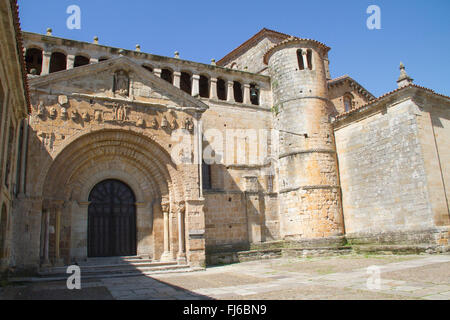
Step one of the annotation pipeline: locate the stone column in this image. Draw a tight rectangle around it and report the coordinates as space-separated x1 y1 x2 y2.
67 55 75 70
177 202 187 264
302 50 309 70
227 80 235 103
41 51 51 75
173 71 181 88
160 202 173 262
19 119 29 195
42 210 51 266
90 57 99 64
194 113 203 198
154 68 162 78
243 83 251 104
192 75 200 97
54 207 64 266
210 78 218 100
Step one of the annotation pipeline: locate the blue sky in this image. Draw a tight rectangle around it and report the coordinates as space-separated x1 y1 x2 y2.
18 0 450 97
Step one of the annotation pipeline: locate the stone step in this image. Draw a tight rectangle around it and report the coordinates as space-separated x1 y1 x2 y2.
39 260 180 276
37 262 191 280
11 265 202 283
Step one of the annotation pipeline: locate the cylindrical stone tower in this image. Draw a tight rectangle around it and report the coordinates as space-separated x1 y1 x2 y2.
264 38 344 240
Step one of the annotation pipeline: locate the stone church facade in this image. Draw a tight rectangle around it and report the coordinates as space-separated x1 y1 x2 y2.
1 1 449 273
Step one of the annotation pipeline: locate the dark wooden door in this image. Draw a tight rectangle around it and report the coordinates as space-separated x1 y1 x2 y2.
88 179 137 257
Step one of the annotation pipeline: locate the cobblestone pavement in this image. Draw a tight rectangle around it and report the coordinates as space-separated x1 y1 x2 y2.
1 254 449 300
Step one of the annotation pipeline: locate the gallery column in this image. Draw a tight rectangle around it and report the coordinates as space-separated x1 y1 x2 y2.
177 202 187 264
160 202 173 262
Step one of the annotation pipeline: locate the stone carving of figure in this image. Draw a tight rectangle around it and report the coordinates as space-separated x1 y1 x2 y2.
184 118 194 133
71 110 79 121
82 111 90 122
114 70 130 97
37 101 45 118
49 107 57 119
113 104 129 122
60 107 68 120
94 110 102 122
136 117 145 128
161 116 169 129
151 118 158 129
171 119 177 130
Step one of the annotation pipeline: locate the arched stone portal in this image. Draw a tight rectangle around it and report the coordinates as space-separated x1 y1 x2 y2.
39 129 195 265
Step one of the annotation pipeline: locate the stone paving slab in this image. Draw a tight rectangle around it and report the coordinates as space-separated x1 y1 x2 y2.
1 254 449 300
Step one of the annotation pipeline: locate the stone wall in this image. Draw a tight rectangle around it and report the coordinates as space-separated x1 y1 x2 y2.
0 0 29 272
222 36 282 75
334 98 444 243
429 104 450 222
201 99 279 252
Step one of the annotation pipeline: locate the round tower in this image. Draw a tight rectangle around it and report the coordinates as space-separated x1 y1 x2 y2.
264 37 344 240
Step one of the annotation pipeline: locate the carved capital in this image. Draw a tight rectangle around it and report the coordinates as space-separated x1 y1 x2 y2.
161 202 170 214
178 201 186 214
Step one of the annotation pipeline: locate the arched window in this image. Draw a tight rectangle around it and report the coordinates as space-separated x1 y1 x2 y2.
180 72 192 95
199 75 210 98
250 84 260 106
343 94 354 112
0 204 7 259
217 78 226 101
161 68 173 84
49 52 67 73
25 48 43 75
233 81 243 103
74 55 90 68
306 49 313 70
142 64 153 73
297 49 305 70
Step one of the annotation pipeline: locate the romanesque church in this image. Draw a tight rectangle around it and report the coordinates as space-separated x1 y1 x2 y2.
0 0 449 275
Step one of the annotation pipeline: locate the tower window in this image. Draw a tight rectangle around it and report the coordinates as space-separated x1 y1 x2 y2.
297 49 305 70
306 49 313 70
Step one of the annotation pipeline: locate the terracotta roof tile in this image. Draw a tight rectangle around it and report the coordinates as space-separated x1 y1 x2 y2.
10 0 31 113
